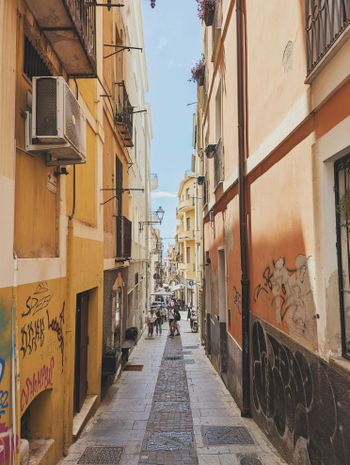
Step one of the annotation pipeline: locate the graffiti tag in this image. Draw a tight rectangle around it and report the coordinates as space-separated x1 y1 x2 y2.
20 318 45 358
0 423 18 465
232 286 242 315
20 357 54 412
22 282 52 318
0 360 4 384
47 302 65 368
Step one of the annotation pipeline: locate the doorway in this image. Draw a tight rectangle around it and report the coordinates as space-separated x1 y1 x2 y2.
74 291 89 414
218 249 228 377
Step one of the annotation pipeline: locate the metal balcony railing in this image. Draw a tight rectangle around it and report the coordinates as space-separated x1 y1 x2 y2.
306 0 350 74
26 0 96 76
116 216 132 260
214 139 224 188
115 81 134 147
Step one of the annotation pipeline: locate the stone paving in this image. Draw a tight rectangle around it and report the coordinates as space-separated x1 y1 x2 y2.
59 315 286 465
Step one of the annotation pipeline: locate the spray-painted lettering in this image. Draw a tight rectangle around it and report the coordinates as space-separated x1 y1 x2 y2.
22 282 52 318
0 359 4 384
20 357 54 412
20 318 45 358
0 423 18 465
47 302 64 368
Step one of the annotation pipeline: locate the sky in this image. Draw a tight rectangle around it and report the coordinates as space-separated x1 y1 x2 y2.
141 0 202 253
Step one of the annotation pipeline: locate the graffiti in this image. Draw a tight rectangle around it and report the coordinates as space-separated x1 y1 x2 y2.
253 255 316 340
0 423 17 465
252 320 350 465
47 302 64 368
232 286 242 314
20 318 45 358
0 360 8 418
22 281 52 318
20 357 54 412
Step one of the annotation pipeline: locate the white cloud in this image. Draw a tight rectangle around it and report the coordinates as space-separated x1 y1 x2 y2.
157 36 168 51
151 191 177 199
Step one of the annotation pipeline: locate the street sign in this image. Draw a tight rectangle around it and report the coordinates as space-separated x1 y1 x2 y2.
188 280 194 287
153 273 160 280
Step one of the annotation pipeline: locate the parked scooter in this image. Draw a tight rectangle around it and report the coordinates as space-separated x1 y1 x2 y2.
190 309 198 333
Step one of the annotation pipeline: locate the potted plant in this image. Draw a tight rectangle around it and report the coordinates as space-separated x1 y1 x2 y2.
190 56 205 86
102 343 120 375
196 0 217 26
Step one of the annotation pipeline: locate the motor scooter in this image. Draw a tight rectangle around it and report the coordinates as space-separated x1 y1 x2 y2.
190 310 198 333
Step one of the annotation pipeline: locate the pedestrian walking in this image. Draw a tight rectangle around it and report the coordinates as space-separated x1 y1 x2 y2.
146 308 157 337
168 300 175 337
174 307 181 335
187 304 191 320
155 306 162 335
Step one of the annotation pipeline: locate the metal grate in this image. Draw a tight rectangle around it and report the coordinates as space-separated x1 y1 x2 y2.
77 447 123 464
306 0 350 74
240 457 263 465
123 364 143 371
202 426 254 446
24 37 52 80
335 154 350 359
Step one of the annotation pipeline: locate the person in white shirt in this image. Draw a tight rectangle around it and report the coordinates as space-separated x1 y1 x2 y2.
146 309 157 337
168 300 175 337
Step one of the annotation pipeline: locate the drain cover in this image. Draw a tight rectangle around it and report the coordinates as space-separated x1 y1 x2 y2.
240 457 263 465
146 432 193 451
78 447 123 464
123 364 143 371
164 355 182 361
202 426 254 445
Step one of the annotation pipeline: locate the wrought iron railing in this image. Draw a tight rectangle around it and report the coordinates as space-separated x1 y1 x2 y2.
115 81 134 145
335 155 350 359
66 0 96 63
214 139 224 188
305 0 350 74
116 216 132 260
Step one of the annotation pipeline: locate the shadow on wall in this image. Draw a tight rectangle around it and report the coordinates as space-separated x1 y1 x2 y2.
252 319 350 465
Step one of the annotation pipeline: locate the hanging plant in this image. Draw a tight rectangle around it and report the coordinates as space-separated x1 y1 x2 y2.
195 0 216 26
190 56 205 85
150 0 156 7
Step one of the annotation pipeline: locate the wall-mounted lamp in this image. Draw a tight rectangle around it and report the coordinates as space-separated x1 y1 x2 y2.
205 144 217 159
139 206 165 231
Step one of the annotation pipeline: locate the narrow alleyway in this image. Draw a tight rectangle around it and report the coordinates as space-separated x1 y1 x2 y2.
59 316 285 465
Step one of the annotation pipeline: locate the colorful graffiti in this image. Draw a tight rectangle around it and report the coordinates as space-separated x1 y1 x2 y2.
0 423 17 465
0 359 8 419
22 281 52 318
47 302 65 369
252 320 350 465
253 255 317 344
20 356 54 412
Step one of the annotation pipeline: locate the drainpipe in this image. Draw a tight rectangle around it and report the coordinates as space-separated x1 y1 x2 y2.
236 0 250 417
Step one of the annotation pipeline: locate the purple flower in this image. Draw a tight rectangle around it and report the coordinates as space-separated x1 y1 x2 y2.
190 56 205 83
195 0 217 20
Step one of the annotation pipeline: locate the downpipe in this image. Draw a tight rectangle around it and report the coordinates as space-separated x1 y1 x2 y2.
236 0 251 417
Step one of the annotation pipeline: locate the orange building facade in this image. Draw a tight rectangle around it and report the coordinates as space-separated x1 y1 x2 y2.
199 1 350 463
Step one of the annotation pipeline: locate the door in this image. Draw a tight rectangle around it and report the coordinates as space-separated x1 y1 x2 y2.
74 291 89 414
218 249 228 375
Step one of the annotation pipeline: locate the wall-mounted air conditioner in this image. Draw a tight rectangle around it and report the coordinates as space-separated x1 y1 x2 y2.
25 76 86 165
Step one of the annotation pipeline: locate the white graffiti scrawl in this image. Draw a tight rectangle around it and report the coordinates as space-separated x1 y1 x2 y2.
254 255 317 345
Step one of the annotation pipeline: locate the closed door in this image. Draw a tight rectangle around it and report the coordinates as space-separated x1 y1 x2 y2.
74 292 89 414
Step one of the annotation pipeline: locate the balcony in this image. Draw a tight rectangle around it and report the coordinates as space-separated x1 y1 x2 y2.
178 197 194 212
178 230 195 242
306 0 350 76
116 216 132 261
115 82 134 148
25 0 96 77
214 139 224 188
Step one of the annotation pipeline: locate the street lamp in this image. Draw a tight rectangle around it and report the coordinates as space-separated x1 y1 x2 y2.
139 206 165 231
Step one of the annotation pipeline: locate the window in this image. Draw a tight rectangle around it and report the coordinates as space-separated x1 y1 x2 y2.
186 188 190 199
24 37 51 80
215 83 222 142
186 217 191 231
116 158 123 216
335 154 350 359
186 247 191 263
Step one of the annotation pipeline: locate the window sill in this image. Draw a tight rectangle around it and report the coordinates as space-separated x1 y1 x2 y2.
329 356 350 377
28 439 55 465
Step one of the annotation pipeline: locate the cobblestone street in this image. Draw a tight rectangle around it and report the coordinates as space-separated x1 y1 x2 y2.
60 316 286 465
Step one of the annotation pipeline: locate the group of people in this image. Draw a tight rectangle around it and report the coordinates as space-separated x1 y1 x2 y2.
146 298 181 337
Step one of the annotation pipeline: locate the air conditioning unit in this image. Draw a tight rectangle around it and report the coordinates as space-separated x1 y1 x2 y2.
25 76 86 165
